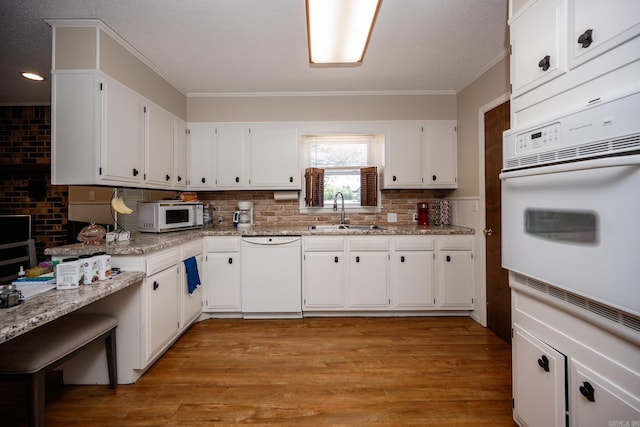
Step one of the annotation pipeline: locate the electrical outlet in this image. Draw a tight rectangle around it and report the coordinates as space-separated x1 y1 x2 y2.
413 213 418 221
88 190 95 201
217 216 223 223
387 213 398 223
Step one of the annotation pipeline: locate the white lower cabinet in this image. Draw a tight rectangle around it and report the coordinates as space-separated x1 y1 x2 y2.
390 237 436 309
511 287 640 427
303 237 346 309
145 263 180 362
180 240 204 328
203 237 242 313
436 237 474 309
348 238 389 309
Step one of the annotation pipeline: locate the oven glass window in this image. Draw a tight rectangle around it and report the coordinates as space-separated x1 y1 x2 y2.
524 209 598 244
165 209 190 224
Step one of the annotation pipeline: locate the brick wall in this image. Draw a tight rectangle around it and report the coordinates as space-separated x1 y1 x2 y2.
199 189 450 228
0 106 68 261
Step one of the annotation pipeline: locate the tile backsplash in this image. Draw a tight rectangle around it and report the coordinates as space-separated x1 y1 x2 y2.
198 189 451 227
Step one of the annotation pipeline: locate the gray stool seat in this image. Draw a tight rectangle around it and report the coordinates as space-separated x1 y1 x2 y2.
0 314 118 427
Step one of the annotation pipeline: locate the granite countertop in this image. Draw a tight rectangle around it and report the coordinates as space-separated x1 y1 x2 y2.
0 271 145 344
45 224 474 256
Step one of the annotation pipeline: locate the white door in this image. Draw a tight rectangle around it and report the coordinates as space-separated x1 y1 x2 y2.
512 324 567 427
216 126 246 187
303 252 345 308
392 251 435 308
384 123 424 188
188 126 215 189
145 103 174 186
249 126 300 188
425 121 457 188
349 252 388 308
173 119 188 189
101 78 144 184
437 251 473 308
146 266 179 361
205 252 241 311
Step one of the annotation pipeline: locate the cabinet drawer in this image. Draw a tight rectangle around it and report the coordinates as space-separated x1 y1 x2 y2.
349 237 389 252
182 239 203 259
438 237 473 251
146 249 180 276
205 237 240 252
393 236 435 251
303 237 345 252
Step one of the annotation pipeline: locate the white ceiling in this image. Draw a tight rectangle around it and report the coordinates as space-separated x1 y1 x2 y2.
0 0 509 105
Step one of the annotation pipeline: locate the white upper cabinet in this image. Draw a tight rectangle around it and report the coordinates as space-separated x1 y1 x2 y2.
145 103 174 187
384 123 424 188
383 121 457 189
425 120 457 188
215 125 247 188
187 126 215 190
569 0 640 69
510 0 567 98
248 126 300 189
173 119 188 189
100 76 146 185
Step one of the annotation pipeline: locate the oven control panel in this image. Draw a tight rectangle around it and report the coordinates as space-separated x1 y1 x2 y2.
515 122 561 154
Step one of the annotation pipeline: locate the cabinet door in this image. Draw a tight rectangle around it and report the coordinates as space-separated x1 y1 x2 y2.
205 252 242 311
145 103 174 187
173 119 188 189
510 0 567 97
570 359 640 427
188 126 215 189
349 252 389 308
146 266 180 362
425 121 457 188
303 252 345 309
384 123 424 188
180 252 203 328
512 325 567 427
216 126 246 188
392 251 435 308
437 251 473 308
101 78 145 184
569 0 640 69
249 126 300 189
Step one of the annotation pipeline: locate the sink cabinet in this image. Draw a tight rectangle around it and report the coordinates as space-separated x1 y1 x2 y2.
348 238 389 308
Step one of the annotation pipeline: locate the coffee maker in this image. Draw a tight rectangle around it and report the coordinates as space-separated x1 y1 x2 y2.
233 201 253 228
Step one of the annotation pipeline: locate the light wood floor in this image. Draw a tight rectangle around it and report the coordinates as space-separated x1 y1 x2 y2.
3 317 516 426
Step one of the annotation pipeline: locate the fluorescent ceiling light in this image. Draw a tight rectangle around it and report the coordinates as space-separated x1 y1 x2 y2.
306 0 381 65
21 72 45 81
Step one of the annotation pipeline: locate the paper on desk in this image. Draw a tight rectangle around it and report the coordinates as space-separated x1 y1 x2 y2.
15 283 57 300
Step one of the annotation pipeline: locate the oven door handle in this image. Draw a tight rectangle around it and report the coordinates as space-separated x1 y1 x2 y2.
499 154 640 180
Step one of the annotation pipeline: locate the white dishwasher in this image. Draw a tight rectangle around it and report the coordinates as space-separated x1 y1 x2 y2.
241 236 302 319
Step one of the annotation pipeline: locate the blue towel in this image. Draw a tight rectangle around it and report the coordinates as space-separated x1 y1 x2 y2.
183 256 201 295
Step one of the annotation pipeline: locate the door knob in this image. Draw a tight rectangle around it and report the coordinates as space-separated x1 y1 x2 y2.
483 228 494 236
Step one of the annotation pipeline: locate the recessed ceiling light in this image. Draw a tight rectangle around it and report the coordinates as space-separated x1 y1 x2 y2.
21 72 45 81
306 0 381 65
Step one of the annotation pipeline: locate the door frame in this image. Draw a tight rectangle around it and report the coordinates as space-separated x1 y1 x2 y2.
474 92 510 328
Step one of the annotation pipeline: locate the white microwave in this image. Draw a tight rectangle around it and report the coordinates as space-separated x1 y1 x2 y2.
137 201 203 233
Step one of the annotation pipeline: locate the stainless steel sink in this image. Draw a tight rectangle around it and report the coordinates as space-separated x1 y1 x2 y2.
307 224 385 231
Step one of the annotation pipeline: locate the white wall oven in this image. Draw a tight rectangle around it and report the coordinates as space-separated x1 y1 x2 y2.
501 90 640 317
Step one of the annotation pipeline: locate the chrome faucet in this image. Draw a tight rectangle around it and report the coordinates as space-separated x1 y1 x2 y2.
333 192 346 224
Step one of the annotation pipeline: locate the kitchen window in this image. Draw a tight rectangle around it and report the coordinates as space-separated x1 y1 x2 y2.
301 134 383 213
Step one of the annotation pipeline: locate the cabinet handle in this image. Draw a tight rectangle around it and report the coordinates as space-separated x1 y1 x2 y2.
432 175 437 181
400 256 405 263
133 168 139 177
235 176 240 183
228 257 233 264
289 176 293 183
579 381 595 402
578 29 593 48
393 175 397 182
201 177 206 184
446 255 451 262
538 55 551 71
537 355 550 372
153 281 159 291
177 175 182 182
166 174 171 181
356 256 360 263
334 256 339 263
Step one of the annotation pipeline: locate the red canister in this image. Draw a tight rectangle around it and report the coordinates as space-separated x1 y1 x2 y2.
417 202 429 226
